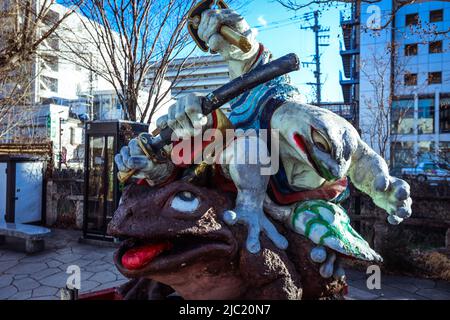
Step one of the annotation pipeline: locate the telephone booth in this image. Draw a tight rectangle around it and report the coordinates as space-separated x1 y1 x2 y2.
83 120 148 241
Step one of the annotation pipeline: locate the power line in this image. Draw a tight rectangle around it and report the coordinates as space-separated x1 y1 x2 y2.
255 12 314 32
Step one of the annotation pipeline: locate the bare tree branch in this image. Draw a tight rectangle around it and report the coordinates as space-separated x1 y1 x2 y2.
360 44 428 162
0 0 81 141
0 0 81 73
58 0 198 123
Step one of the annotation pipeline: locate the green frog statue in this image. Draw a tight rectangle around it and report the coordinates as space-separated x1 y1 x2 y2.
111 9 412 298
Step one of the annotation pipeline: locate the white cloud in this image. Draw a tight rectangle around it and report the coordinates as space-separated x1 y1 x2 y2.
257 15 268 27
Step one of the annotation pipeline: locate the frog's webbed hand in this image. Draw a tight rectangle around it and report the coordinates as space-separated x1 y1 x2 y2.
348 140 412 225
115 138 174 184
221 135 288 254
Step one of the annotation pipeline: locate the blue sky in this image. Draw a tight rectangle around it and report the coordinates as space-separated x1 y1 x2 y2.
236 0 349 103
71 0 348 103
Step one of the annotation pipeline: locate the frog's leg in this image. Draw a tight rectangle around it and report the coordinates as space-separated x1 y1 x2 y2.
263 197 381 278
221 134 288 254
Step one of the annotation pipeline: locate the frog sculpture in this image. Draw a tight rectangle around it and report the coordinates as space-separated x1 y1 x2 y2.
112 9 412 297
108 181 347 300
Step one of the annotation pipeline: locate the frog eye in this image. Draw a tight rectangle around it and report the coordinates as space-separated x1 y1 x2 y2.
170 191 200 213
311 128 331 154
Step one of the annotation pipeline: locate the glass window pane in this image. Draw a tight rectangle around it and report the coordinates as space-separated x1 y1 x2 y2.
429 41 442 54
405 43 418 56
437 142 449 168
440 97 450 133
406 13 419 26
404 73 417 86
40 76 58 92
87 136 106 232
417 141 436 163
106 136 115 220
430 9 443 23
418 98 434 134
391 99 415 134
428 72 442 84
392 141 415 169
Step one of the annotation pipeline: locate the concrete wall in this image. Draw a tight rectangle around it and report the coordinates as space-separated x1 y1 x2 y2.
46 170 84 229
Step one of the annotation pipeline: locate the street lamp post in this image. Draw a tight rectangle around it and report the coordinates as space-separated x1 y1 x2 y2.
58 112 66 170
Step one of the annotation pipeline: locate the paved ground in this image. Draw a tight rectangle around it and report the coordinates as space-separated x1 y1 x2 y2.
0 229 127 300
345 269 450 300
0 228 449 300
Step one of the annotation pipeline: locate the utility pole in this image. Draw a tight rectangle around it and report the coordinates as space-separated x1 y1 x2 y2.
301 10 329 106
313 11 321 105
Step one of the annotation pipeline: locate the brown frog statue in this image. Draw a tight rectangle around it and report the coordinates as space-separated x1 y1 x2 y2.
108 180 347 300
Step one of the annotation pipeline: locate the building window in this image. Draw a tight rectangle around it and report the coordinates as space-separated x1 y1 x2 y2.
418 98 434 134
406 13 419 26
70 127 75 145
417 141 437 164
429 41 443 54
438 142 450 165
428 72 442 84
430 9 443 23
46 36 59 51
440 97 450 133
391 99 415 134
405 43 418 56
391 141 415 170
404 73 417 86
41 54 58 72
40 76 58 92
43 10 60 25
1 0 10 11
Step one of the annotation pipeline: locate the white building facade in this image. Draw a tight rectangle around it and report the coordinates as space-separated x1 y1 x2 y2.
147 54 230 98
144 54 230 131
0 0 123 166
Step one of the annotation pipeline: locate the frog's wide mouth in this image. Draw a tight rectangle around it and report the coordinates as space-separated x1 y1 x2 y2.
292 133 339 181
114 232 237 278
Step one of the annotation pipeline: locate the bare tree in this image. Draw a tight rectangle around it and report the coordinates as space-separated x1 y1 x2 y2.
0 0 80 74
0 70 35 141
277 0 416 12
276 0 343 11
277 0 450 35
0 0 81 141
57 0 201 123
359 44 430 162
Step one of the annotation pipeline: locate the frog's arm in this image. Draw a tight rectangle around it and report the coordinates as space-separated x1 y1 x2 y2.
347 139 390 197
347 139 412 224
